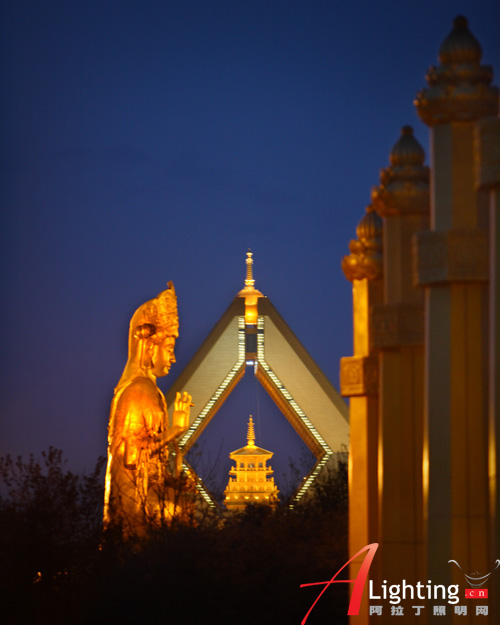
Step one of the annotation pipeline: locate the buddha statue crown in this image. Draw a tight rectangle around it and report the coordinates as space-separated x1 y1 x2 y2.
132 281 179 343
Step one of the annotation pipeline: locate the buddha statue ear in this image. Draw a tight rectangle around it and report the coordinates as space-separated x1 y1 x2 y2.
134 323 156 339
133 323 157 369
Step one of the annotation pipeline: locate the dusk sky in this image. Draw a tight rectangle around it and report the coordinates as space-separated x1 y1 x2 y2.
1 1 499 494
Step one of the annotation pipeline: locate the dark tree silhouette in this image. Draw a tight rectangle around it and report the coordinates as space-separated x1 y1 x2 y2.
0 448 348 625
0 448 105 624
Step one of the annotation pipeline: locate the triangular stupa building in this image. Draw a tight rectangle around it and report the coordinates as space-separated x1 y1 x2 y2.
165 251 349 507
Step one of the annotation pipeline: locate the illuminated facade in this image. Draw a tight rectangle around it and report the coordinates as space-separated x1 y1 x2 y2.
342 16 499 624
224 416 279 510
166 251 349 507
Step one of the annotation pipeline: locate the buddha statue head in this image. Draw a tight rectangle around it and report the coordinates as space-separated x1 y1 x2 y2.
118 282 179 385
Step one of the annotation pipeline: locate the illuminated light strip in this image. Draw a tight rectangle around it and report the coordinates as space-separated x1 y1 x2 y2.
170 458 215 507
181 461 216 506
291 454 331 508
179 317 246 448
256 316 333 504
167 451 215 507
177 317 247 507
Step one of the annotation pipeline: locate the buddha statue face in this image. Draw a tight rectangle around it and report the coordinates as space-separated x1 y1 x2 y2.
151 331 178 377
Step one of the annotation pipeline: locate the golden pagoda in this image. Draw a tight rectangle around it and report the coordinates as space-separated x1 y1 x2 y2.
224 416 279 511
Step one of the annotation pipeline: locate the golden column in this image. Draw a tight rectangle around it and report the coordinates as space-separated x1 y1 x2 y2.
476 113 500 621
341 205 383 625
415 16 499 621
371 126 429 589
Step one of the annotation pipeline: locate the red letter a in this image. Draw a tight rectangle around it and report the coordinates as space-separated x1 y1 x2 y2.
300 542 378 622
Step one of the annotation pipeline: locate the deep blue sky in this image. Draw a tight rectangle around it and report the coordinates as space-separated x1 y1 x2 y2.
1 1 498 490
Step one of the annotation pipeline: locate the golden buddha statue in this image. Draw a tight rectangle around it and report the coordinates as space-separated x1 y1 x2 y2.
103 282 192 532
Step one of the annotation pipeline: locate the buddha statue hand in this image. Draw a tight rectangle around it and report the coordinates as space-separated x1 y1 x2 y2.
151 391 192 455
172 391 192 435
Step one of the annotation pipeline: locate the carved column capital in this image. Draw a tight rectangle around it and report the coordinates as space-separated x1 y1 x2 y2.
475 117 500 190
340 356 378 397
371 303 424 347
414 230 489 285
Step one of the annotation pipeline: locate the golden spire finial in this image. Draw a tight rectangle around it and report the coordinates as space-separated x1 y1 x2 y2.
245 249 255 288
247 416 256 447
371 126 429 218
415 16 498 125
238 250 263 325
342 205 383 282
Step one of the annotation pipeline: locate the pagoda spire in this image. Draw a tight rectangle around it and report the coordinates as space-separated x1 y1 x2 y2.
247 416 256 447
245 249 255 287
237 250 263 325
